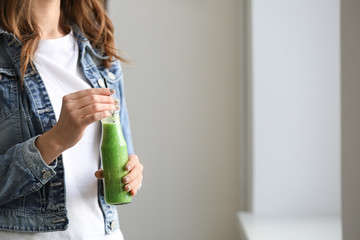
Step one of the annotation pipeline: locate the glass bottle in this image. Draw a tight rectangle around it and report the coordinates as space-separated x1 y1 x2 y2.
100 113 132 204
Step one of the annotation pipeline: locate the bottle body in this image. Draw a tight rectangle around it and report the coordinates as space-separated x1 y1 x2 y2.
101 114 132 205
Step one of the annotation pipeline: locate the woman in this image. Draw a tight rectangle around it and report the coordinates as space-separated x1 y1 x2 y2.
0 0 143 239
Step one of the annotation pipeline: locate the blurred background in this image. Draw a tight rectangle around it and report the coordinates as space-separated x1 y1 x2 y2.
107 0 360 239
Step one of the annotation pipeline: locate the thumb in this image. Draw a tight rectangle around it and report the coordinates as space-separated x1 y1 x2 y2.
94 169 104 179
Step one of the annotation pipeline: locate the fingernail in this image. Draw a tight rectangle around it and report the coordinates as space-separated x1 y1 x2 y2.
125 185 132 191
109 88 115 93
114 98 120 104
125 164 131 171
124 176 130 183
115 104 120 110
109 110 114 114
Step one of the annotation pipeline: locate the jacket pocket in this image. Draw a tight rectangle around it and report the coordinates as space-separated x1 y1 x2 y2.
0 68 19 120
0 68 21 153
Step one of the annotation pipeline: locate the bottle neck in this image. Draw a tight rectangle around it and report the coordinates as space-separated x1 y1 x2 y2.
101 116 127 146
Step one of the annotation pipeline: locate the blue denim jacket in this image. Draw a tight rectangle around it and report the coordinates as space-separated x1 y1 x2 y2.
0 26 134 234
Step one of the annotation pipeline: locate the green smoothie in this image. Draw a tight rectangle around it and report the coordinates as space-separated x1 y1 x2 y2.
101 115 132 205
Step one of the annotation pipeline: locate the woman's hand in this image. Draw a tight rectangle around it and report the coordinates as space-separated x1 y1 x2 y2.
53 88 119 149
95 155 144 196
36 88 119 164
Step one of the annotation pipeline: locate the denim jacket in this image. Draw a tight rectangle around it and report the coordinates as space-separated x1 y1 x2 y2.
0 26 134 234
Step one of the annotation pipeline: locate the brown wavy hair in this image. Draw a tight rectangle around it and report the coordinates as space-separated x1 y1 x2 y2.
0 0 128 85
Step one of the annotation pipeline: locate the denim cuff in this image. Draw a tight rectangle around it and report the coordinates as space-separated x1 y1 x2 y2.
22 136 56 185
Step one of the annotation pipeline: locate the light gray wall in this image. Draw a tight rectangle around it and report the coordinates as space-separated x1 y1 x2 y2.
341 0 360 239
251 0 341 215
108 1 240 239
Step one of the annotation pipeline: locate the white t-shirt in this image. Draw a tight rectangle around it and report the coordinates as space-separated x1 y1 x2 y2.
0 33 124 240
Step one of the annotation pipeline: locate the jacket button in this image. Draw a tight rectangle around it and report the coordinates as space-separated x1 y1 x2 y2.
42 170 51 179
110 220 116 231
97 78 106 88
107 71 116 80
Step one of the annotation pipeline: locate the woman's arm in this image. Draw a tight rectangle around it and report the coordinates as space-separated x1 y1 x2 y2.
0 88 118 205
0 136 56 206
35 88 119 164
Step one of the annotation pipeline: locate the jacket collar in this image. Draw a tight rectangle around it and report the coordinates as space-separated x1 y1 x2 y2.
72 25 108 60
0 26 10 35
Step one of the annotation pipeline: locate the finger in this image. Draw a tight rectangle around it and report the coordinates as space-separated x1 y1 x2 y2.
95 169 104 179
79 103 119 118
130 184 142 196
125 155 140 172
66 88 115 100
82 110 112 126
124 156 143 196
75 95 120 110
130 188 138 196
125 174 143 196
123 161 143 184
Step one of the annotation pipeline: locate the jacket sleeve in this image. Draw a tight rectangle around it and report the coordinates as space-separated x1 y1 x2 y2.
120 95 134 155
0 136 56 205
117 62 135 155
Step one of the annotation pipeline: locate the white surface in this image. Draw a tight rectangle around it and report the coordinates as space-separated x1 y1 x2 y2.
238 212 342 240
251 0 341 214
